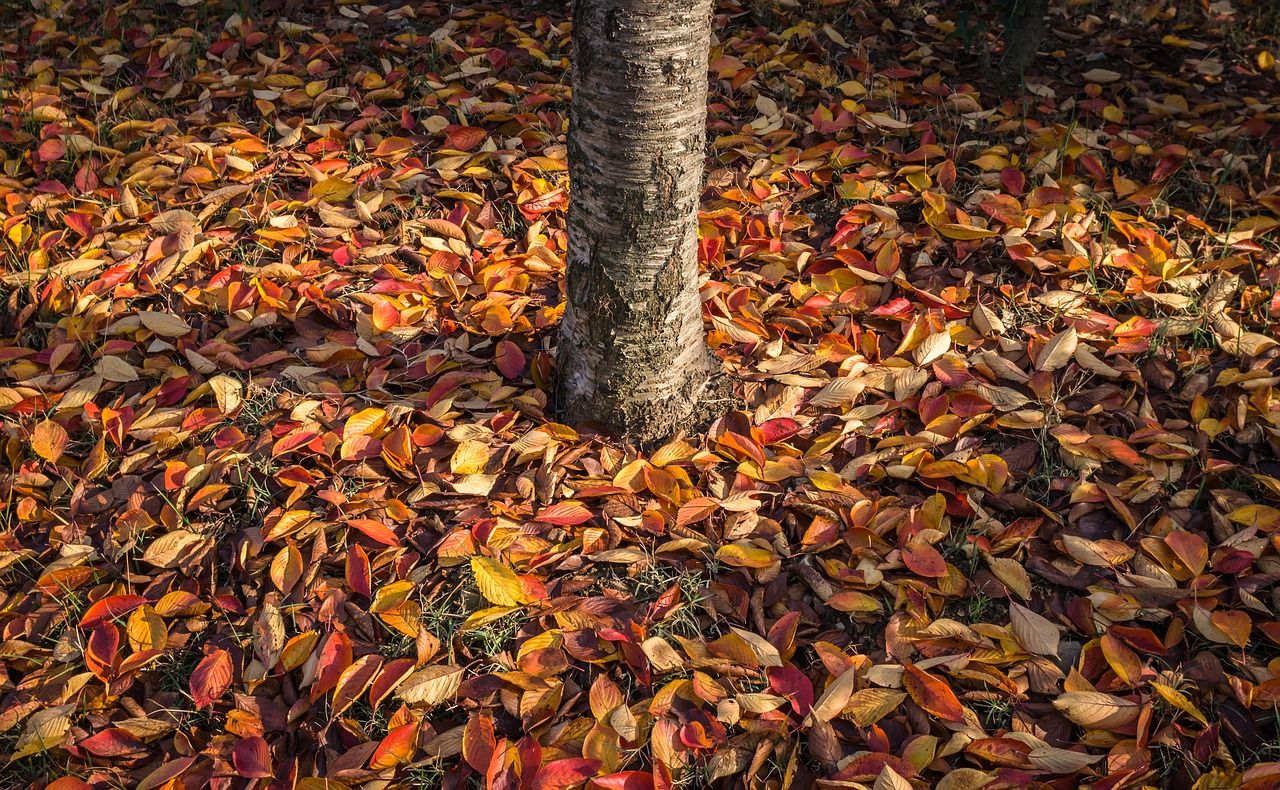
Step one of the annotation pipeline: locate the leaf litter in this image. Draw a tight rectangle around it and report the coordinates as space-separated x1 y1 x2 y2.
2 0 1280 788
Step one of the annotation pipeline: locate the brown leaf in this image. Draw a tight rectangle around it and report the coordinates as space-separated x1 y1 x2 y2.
1036 327 1078 372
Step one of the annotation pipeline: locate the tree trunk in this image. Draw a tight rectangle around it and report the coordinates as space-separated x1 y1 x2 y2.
555 0 719 443
1000 0 1049 80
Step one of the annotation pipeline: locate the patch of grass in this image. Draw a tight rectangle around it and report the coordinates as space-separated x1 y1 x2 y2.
418 567 528 662
972 696 1016 732
377 630 419 661
236 380 285 435
345 697 391 738
462 609 527 661
420 574 475 650
597 557 721 641
1020 428 1073 505
496 201 527 239
939 518 983 578
0 739 77 790
960 592 996 623
403 761 457 788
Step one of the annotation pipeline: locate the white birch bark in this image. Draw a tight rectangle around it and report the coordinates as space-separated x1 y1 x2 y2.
555 0 718 442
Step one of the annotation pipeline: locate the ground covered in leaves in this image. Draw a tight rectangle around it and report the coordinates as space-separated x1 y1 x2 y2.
3 0 1280 788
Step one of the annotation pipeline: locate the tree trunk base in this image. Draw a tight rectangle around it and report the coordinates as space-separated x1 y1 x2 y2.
557 364 740 449
687 369 742 440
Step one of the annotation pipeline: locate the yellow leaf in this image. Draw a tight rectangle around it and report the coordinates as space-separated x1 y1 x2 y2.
127 605 167 652
714 541 776 569
461 605 522 631
370 579 416 614
986 555 1031 599
936 769 996 790
397 665 464 707
471 556 530 606
875 766 913 790
1008 602 1060 657
938 223 997 240
11 704 73 760
270 545 304 593
450 439 490 474
1052 691 1141 729
863 112 909 130
805 667 859 725
311 178 357 201
97 355 139 382
142 529 209 568
1036 327 1079 372
208 374 243 414
342 407 388 442
281 630 319 671
1151 682 1209 725
1081 68 1122 83
844 688 906 727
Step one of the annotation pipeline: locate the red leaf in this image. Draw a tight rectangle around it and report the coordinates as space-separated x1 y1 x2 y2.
1165 531 1208 576
85 625 119 681
757 417 802 444
80 728 146 757
590 772 655 790
444 125 487 151
79 594 147 629
1001 167 1025 194
767 665 814 716
371 300 400 332
310 631 353 701
494 340 526 379
535 501 593 526
232 736 272 778
870 297 914 317
190 649 234 709
346 543 372 598
532 758 601 790
901 542 948 578
463 714 497 773
38 138 65 162
370 723 419 771
369 657 416 708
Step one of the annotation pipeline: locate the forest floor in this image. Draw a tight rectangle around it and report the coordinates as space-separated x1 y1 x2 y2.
2 0 1280 788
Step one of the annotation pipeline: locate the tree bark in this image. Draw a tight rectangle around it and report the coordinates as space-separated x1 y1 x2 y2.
555 0 719 443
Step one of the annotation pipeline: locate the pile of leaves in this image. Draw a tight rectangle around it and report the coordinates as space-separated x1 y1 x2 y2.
2 0 1280 787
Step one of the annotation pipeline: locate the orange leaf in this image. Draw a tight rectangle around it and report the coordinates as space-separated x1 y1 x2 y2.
191 649 234 709
902 664 964 722
347 518 401 546
369 722 418 770
901 542 948 578
31 419 69 464
1165 531 1208 577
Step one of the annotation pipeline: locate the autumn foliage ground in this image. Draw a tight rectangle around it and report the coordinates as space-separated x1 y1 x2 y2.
3 0 1280 788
